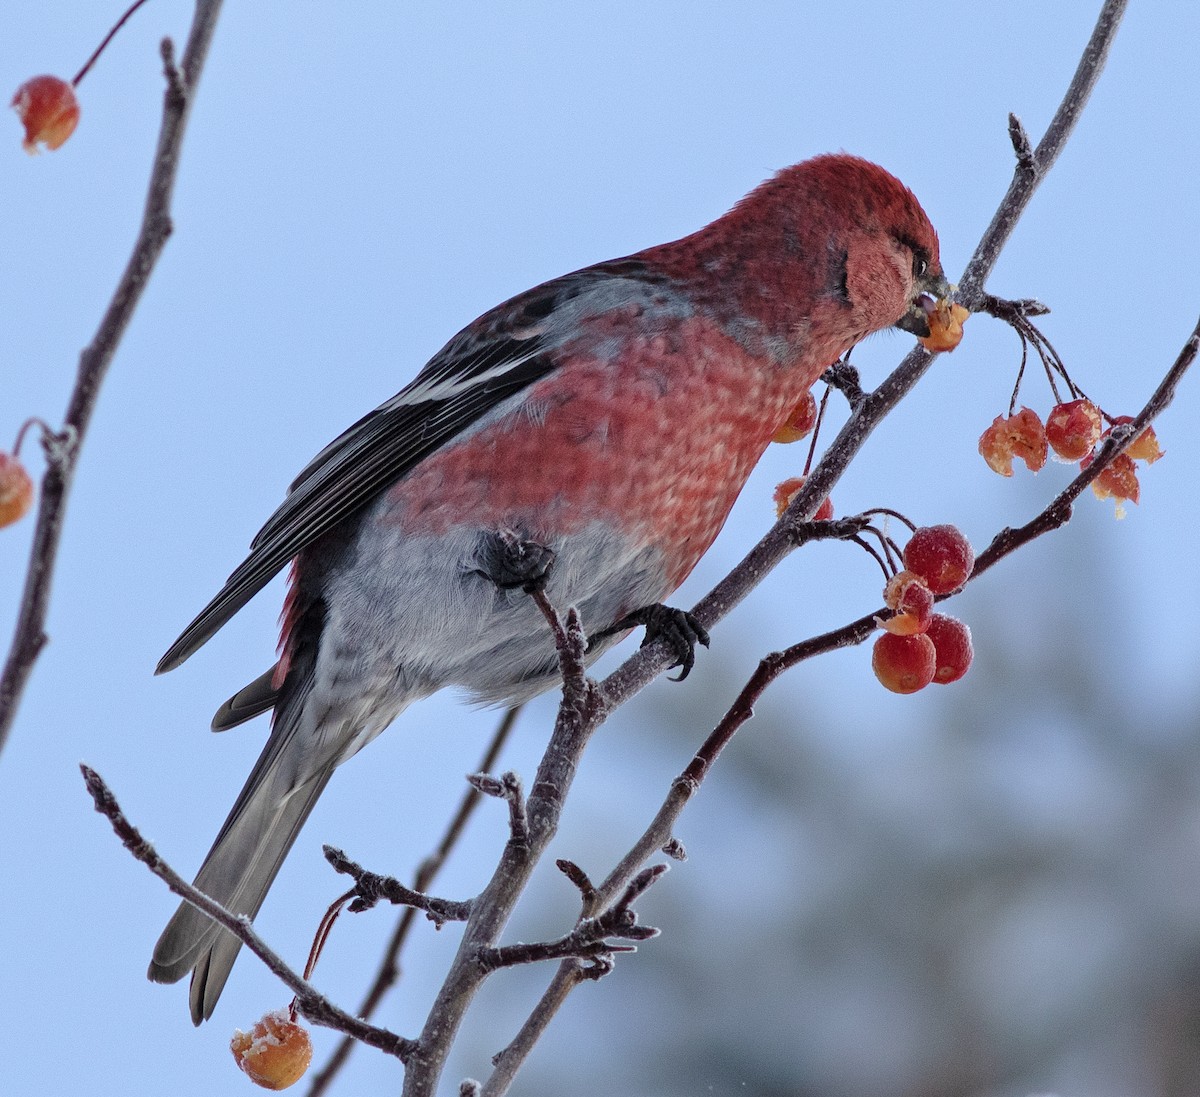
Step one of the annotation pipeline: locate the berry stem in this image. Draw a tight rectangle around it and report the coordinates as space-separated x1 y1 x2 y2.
859 506 918 533
291 888 356 1019
72 0 155 87
802 383 832 476
11 418 53 458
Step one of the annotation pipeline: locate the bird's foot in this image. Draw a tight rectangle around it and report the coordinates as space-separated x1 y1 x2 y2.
590 603 710 681
475 529 556 593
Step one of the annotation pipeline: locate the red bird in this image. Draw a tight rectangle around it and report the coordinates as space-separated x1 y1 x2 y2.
149 153 948 1022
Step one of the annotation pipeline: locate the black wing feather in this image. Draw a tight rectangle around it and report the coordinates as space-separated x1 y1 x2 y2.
156 291 581 673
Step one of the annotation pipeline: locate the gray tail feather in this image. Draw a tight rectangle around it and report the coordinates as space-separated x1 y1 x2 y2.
147 759 334 1024
211 666 281 732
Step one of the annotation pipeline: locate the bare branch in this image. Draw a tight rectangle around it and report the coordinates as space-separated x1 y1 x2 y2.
0 1 224 756
80 765 415 1060
476 864 666 973
598 0 1129 717
399 598 608 1095
958 0 1128 306
324 847 473 923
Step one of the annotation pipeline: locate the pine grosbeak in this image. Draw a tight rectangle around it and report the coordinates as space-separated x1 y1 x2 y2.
150 153 949 1021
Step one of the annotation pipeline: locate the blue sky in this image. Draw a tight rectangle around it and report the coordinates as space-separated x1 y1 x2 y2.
3 4 1199 1095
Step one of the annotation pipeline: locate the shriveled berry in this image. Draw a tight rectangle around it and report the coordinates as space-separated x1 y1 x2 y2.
231 1010 313 1090
978 407 1048 476
1045 399 1102 461
925 613 973 684
0 452 34 528
12 75 79 153
903 525 974 595
872 632 936 694
1087 452 1140 515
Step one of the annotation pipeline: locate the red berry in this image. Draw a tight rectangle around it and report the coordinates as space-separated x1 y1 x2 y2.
12 75 79 153
872 632 936 694
925 614 973 684
978 407 1048 476
0 452 34 528
231 1010 313 1090
1045 399 1102 461
902 525 974 595
771 390 819 444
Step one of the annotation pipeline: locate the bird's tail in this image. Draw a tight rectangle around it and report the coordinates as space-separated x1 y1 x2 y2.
147 734 334 1025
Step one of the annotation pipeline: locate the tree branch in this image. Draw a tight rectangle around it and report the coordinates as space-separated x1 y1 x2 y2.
0 1 224 756
400 597 608 1096
470 5 1134 1092
80 765 416 1060
600 0 1129 718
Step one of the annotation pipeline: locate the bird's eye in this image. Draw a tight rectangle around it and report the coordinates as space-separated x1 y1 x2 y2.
913 255 928 279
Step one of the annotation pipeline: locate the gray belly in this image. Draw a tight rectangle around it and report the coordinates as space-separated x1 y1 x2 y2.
317 517 669 714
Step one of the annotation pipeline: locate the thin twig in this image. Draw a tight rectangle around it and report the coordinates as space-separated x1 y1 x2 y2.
80 765 416 1060
324 847 474 922
476 864 664 973
0 1 225 757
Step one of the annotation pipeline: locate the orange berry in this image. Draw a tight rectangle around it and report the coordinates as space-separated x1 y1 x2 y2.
872 632 936 694
12 75 79 153
772 390 819 444
925 614 973 684
917 299 969 353
772 475 833 520
0 452 34 528
902 525 974 596
231 1010 313 1090
978 407 1048 477
1045 399 1102 461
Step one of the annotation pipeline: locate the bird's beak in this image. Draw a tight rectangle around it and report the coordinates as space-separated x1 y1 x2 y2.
895 272 954 338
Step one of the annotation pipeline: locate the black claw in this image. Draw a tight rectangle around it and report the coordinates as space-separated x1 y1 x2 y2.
592 603 710 681
473 529 556 593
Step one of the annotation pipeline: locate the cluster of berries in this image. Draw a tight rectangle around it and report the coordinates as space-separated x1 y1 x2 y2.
768 388 974 696
980 398 1163 516
872 525 974 694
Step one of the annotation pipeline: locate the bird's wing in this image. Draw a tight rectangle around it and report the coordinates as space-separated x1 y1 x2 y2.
158 260 656 673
